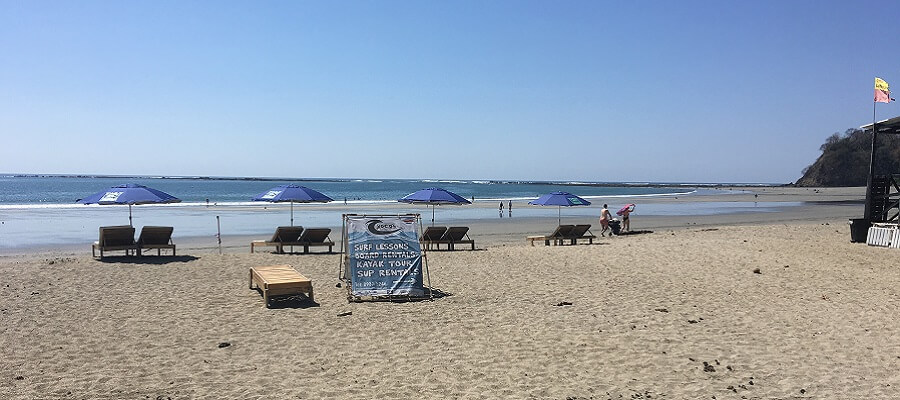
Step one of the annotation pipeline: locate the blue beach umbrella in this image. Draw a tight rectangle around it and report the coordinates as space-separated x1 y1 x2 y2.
252 184 333 226
398 187 471 225
79 183 181 226
528 191 591 225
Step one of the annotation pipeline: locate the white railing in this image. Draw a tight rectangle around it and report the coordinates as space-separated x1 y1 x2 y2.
867 224 900 247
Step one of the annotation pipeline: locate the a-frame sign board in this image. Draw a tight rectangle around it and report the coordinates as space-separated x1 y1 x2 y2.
339 214 432 302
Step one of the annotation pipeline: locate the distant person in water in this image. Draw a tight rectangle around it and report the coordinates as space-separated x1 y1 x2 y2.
599 204 613 236
619 204 635 233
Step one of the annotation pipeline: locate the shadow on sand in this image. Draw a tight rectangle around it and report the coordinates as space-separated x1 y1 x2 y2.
617 230 654 236
257 292 320 309
96 255 200 264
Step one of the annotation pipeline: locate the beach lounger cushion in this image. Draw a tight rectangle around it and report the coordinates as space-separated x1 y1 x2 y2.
439 226 476 250
527 225 575 246
92 225 139 258
297 228 334 253
251 226 304 253
420 226 448 250
566 224 596 245
421 226 447 241
137 226 176 255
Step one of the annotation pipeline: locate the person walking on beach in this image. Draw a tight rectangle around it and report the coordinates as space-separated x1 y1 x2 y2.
599 204 613 236
620 204 634 233
508 200 512 217
499 201 504 217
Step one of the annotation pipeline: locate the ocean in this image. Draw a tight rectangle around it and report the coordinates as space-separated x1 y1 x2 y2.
0 175 780 250
0 175 699 205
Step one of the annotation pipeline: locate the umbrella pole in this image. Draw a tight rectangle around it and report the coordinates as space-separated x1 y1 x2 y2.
216 216 222 255
432 205 435 226
290 201 294 253
129 204 133 227
558 206 561 226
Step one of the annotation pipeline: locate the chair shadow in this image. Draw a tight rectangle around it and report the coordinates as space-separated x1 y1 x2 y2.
617 230 654 236
425 248 486 252
429 287 453 299
97 255 200 264
257 291 320 309
268 251 338 257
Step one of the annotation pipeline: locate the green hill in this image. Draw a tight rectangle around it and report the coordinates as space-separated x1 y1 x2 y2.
796 128 900 187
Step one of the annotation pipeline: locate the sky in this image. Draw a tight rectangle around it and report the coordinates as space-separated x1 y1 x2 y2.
2 1 900 184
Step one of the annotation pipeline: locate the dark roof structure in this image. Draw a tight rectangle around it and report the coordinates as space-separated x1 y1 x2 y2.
861 115 900 134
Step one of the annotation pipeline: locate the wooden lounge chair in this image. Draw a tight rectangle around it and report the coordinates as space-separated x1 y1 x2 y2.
297 228 334 254
250 226 304 254
526 225 575 246
138 226 176 256
566 224 596 245
249 264 314 307
440 226 475 250
92 225 139 258
420 226 447 250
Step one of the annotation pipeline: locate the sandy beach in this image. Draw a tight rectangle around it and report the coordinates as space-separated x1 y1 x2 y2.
4 186 898 399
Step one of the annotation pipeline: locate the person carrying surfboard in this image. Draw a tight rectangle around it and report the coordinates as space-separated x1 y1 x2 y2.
617 204 635 233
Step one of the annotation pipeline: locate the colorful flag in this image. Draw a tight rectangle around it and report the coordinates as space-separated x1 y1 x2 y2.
875 77 892 103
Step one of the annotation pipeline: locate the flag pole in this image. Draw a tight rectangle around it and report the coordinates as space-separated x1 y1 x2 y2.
865 96 878 221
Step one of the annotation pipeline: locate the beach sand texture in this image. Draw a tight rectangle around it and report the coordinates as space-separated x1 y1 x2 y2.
3 220 900 399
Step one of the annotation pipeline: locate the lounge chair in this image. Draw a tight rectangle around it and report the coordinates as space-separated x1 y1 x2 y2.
440 226 475 250
137 226 176 256
250 226 304 254
92 225 139 258
249 264 314 307
526 225 575 246
566 224 596 245
297 228 334 254
420 226 447 250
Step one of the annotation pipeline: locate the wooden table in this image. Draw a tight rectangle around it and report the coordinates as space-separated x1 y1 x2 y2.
249 264 314 307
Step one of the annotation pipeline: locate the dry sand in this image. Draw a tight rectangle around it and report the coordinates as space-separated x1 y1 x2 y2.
4 186 899 399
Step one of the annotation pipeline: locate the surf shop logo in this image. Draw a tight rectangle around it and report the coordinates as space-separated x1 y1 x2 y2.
261 190 282 200
567 196 585 205
367 220 401 235
99 191 124 202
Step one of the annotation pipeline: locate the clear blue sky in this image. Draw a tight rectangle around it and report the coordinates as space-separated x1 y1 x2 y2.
2 1 899 183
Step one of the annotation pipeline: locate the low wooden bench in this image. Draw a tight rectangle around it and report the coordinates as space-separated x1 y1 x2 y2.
249 264 314 307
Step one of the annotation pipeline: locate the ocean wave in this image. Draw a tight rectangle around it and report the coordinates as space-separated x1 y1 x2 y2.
580 190 697 199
